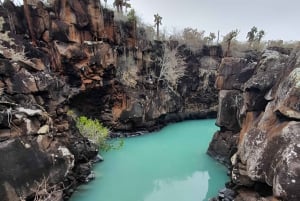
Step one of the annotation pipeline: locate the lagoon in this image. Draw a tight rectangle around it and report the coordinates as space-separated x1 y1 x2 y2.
70 119 228 201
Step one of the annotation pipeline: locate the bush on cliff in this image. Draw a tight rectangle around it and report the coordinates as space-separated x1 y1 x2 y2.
76 116 110 150
68 110 123 151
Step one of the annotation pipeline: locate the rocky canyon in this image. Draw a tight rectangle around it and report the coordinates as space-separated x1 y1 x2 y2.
0 0 299 201
0 0 220 200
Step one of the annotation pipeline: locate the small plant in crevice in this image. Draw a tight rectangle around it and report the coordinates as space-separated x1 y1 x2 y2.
67 110 123 152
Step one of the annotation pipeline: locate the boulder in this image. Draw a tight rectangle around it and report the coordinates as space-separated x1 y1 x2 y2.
273 68 300 120
216 90 243 132
207 130 239 167
215 57 256 90
0 139 72 200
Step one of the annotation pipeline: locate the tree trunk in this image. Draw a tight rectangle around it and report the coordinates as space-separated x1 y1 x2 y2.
226 40 231 57
133 19 136 47
156 24 159 40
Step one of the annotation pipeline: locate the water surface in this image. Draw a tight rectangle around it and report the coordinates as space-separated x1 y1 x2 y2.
70 119 228 201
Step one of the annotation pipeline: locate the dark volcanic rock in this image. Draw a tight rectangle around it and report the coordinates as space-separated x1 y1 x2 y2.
216 90 243 132
209 47 300 201
207 130 238 168
0 0 221 200
0 138 70 200
0 42 97 200
215 57 256 91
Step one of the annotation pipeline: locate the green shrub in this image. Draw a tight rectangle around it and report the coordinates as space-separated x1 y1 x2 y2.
76 116 108 147
74 115 123 152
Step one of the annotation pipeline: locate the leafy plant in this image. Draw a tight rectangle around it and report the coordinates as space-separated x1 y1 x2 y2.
67 110 123 152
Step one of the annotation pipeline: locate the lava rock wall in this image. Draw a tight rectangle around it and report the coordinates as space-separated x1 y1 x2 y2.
0 0 222 200
208 48 300 201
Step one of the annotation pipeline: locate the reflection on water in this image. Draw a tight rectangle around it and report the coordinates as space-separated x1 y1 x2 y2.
70 120 228 201
145 171 209 201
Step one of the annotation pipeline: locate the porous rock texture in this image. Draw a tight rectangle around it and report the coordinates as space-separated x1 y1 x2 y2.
0 0 220 134
208 48 300 201
0 0 221 200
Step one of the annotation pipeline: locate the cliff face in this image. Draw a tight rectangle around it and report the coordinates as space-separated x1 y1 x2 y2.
68 42 221 133
0 0 220 200
0 32 98 201
1 0 220 133
208 47 300 201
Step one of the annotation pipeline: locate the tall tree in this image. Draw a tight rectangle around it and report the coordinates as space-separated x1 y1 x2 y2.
113 0 123 13
209 32 216 41
123 0 131 13
205 32 216 45
247 26 265 49
247 26 257 47
113 0 130 13
154 13 162 40
224 29 239 57
256 30 265 43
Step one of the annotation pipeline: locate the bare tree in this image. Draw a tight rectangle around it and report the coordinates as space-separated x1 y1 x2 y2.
157 45 186 93
31 177 63 201
154 13 162 40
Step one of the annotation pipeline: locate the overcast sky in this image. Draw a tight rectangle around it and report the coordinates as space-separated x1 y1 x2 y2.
106 0 299 41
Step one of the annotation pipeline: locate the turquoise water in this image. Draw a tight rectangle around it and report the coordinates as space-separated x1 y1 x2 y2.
70 119 228 201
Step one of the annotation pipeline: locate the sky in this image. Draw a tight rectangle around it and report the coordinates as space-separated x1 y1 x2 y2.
106 0 300 41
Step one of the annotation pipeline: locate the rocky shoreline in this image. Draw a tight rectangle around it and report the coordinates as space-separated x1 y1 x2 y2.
208 47 300 201
1 0 299 201
0 1 220 200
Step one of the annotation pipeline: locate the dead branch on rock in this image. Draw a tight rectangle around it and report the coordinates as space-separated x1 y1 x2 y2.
31 176 63 201
157 45 186 95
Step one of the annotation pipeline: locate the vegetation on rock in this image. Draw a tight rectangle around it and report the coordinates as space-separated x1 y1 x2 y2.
68 111 123 152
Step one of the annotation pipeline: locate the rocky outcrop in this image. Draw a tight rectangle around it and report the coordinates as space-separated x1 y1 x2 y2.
0 41 99 200
0 0 220 133
0 0 221 200
0 2 100 200
67 42 221 133
207 57 250 167
0 49 99 200
208 48 300 201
